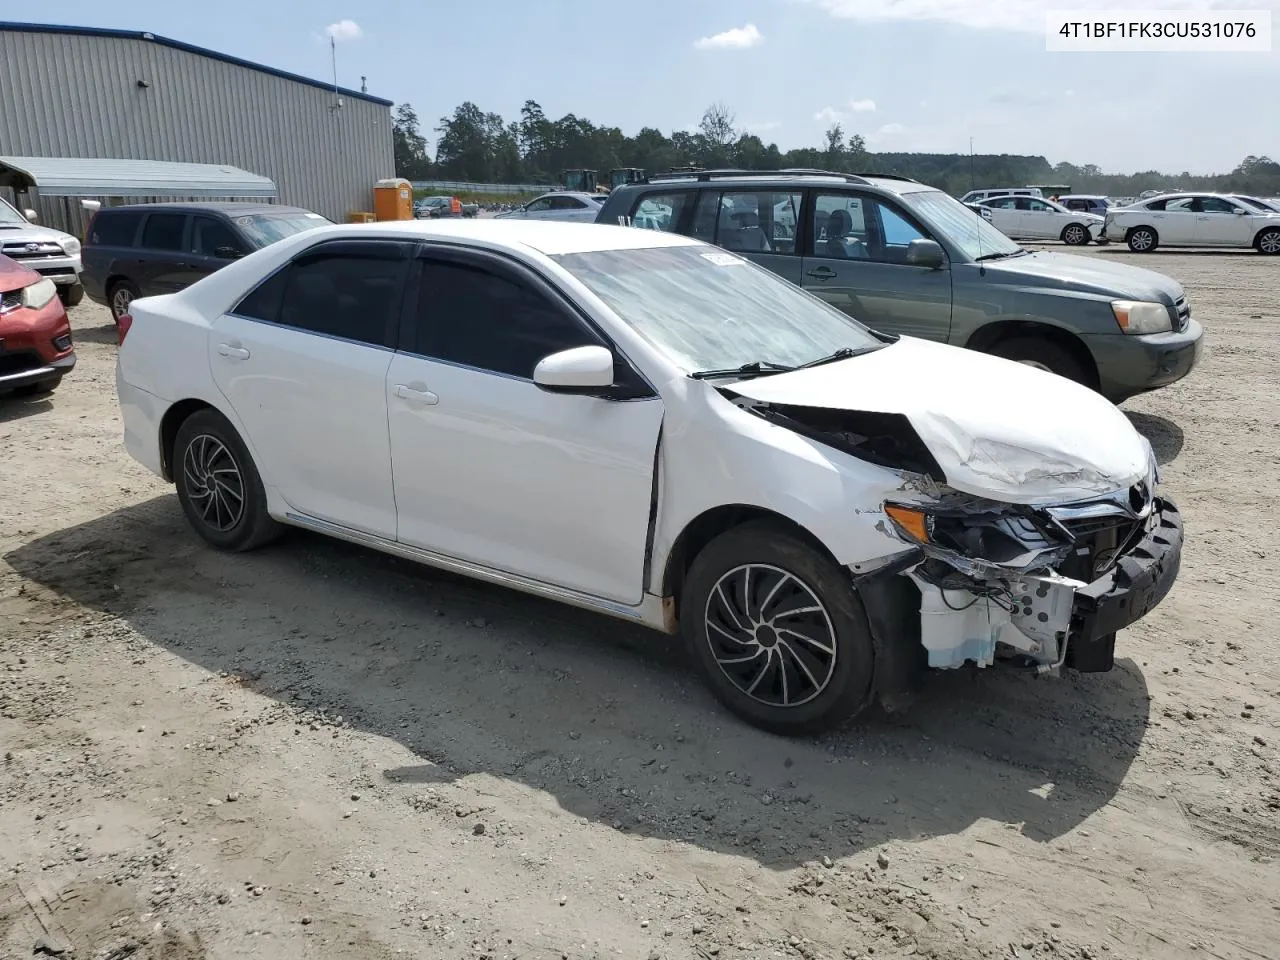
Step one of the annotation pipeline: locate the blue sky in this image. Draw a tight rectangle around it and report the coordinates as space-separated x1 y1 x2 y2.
30 0 1280 173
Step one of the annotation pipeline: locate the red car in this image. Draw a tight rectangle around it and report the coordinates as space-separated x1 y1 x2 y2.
0 253 75 396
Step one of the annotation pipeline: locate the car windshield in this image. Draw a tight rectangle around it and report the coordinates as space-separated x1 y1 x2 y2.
1235 195 1279 212
902 189 1021 260
553 244 884 374
0 198 28 225
236 212 332 249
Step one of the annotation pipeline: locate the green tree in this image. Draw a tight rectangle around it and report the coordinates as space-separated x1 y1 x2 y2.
392 103 431 179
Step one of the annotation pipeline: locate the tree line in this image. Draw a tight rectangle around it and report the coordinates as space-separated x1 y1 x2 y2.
392 100 1280 198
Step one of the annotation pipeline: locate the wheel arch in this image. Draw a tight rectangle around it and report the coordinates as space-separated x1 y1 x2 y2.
964 319 1100 390
661 504 839 622
159 398 216 482
1252 225 1280 251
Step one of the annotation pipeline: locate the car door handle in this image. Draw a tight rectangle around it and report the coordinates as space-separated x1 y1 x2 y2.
806 266 837 280
395 384 439 405
217 343 250 360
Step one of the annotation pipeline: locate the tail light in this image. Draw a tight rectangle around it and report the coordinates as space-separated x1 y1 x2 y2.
117 313 133 345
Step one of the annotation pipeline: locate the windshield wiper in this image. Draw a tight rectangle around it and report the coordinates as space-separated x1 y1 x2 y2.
689 360 794 380
794 345 881 369
974 248 1028 262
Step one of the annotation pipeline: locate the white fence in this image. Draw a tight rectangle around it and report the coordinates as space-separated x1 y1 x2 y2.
410 180 548 195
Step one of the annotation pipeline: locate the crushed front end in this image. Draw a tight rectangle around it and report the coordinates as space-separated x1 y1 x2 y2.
881 468 1182 675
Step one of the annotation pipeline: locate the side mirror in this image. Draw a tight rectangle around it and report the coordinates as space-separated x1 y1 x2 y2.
215 245 245 259
1235 208 1248 215
22 209 38 222
533 345 616 393
906 238 945 269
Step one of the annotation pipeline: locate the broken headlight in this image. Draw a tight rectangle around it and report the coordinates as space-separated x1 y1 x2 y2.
884 498 1069 572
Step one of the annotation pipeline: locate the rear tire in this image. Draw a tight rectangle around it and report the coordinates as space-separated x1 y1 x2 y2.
989 336 1090 386
680 520 878 735
1126 227 1158 253
58 283 85 307
108 280 139 322
173 408 281 552
1256 228 1280 255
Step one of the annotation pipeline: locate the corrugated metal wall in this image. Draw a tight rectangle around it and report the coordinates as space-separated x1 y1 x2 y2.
0 29 394 224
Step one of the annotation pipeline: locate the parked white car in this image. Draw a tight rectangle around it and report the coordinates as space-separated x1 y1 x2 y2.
115 220 1183 734
977 195 1104 246
958 188 1043 204
494 191 605 222
0 196 85 305
1103 193 1280 253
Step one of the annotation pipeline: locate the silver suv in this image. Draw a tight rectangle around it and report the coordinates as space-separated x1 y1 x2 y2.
0 197 84 306
597 170 1203 403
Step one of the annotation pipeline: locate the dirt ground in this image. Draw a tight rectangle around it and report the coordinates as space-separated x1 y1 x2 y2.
2 245 1278 960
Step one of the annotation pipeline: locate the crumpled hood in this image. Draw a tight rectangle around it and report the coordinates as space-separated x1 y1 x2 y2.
980 250 1184 306
728 337 1152 505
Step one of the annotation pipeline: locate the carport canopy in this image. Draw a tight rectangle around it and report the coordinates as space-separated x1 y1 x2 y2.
0 156 277 199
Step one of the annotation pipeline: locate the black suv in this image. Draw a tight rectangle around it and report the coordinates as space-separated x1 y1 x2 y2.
81 202 331 321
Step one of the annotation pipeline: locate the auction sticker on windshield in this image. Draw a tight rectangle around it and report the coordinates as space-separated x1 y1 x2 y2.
701 252 745 266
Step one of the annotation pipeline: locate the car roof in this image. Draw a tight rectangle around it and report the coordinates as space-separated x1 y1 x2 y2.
325 218 702 256
535 191 604 201
625 171 936 196
97 202 316 216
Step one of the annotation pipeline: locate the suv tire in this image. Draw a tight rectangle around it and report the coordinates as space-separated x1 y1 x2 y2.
59 283 85 307
989 336 1089 385
173 409 282 553
680 520 877 735
108 280 140 322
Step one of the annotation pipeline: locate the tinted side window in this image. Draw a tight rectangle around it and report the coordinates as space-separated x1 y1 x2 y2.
414 259 601 379
276 248 408 346
628 192 692 232
89 211 142 247
1200 197 1239 213
192 217 245 257
525 197 553 212
233 268 288 322
550 196 586 210
141 214 187 252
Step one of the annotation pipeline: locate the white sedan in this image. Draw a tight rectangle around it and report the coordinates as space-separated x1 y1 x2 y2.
115 220 1183 734
978 195 1104 245
494 191 605 222
1103 193 1280 253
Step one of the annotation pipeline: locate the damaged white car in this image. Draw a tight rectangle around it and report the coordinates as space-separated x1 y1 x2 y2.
115 220 1183 735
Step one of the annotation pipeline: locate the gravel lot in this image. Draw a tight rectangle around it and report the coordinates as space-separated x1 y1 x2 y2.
2 246 1277 960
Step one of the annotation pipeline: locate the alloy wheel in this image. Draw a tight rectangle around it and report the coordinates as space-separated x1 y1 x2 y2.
1065 225 1086 244
1260 231 1280 254
182 434 245 532
703 563 838 708
1130 230 1154 251
111 287 134 319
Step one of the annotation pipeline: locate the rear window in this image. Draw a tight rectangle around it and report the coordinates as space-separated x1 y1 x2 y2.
89 211 142 247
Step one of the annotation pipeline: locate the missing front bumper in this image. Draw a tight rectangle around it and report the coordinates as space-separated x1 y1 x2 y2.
904 496 1183 673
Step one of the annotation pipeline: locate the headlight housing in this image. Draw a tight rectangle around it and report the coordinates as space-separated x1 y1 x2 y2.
21 277 58 310
1111 300 1172 335
884 500 1058 567
61 237 81 257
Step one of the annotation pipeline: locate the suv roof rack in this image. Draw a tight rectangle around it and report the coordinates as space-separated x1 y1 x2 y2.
852 172 919 183
643 167 874 186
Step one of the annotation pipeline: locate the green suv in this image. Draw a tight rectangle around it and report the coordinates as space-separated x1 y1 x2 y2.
595 170 1204 402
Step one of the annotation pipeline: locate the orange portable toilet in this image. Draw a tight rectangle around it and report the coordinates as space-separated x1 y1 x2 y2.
373 178 413 221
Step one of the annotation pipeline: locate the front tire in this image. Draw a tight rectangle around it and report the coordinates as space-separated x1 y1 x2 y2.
1061 223 1090 246
173 409 281 552
680 521 877 735
1256 228 1280 255
988 336 1090 386
1126 227 1158 253
59 283 85 307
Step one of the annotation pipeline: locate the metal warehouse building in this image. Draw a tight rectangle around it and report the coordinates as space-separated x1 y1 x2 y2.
0 22 394 226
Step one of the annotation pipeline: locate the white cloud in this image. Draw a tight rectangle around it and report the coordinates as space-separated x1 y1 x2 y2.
693 23 764 49
869 122 907 144
800 0 1266 33
325 19 363 41
813 97 877 124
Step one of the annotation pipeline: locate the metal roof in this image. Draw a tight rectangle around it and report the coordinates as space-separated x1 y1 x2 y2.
0 156 278 198
0 21 393 107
